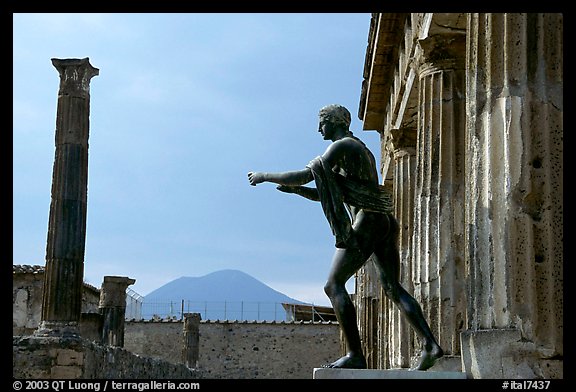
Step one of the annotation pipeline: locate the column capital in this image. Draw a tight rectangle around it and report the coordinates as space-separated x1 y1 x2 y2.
417 32 466 76
99 276 136 308
52 57 99 98
390 127 417 152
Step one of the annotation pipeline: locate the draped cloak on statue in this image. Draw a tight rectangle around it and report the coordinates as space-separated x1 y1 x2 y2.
305 156 393 249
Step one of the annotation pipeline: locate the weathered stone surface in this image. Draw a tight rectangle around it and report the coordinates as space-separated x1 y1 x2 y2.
56 348 84 366
464 13 563 354
461 329 562 379
124 320 340 379
13 335 202 379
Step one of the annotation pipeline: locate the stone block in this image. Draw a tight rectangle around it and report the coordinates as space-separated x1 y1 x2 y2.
56 349 84 366
461 329 521 378
51 365 82 379
428 355 463 372
460 328 562 379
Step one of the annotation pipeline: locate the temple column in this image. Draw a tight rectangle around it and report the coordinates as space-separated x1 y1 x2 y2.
462 13 562 378
354 253 381 368
36 58 99 338
411 31 467 359
99 276 135 347
381 127 417 368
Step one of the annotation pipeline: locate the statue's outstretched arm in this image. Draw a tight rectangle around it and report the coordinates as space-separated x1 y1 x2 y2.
248 168 313 187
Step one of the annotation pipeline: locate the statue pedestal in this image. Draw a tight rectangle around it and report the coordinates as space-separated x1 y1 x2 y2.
313 368 467 379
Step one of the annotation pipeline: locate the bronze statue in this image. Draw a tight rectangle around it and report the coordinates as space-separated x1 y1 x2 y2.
248 104 443 370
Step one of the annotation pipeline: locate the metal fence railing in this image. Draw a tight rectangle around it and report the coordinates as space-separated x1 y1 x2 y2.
125 288 144 320
129 300 295 322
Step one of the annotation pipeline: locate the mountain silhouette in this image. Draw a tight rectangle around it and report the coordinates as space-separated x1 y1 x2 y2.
140 269 307 321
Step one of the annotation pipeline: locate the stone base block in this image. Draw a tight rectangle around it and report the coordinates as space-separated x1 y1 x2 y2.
313 368 467 379
460 329 563 379
428 355 463 372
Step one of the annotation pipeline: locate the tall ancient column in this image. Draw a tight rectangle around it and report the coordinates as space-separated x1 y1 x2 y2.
36 58 99 337
412 31 466 358
463 13 562 378
377 127 417 368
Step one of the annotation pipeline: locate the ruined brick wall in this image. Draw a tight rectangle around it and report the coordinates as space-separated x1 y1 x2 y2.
13 335 202 379
124 320 341 379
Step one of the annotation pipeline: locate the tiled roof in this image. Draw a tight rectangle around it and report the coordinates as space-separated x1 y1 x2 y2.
13 264 100 292
12 264 44 274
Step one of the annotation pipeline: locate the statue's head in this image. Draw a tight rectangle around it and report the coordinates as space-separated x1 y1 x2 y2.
319 104 351 129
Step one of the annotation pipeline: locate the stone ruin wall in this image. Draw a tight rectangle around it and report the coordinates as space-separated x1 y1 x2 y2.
14 265 341 379
124 319 341 379
13 315 340 380
13 335 202 379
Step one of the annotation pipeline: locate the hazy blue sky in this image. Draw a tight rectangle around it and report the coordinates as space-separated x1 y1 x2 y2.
13 13 381 306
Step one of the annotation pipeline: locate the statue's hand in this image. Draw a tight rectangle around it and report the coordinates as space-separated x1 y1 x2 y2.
248 171 266 186
276 185 297 194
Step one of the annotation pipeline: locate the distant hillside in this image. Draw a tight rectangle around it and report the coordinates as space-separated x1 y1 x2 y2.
140 269 307 321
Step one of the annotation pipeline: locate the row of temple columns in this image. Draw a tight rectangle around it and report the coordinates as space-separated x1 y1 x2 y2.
377 31 467 369
365 13 562 370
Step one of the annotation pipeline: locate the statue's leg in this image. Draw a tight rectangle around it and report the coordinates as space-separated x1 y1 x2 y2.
321 210 383 369
373 215 444 370
323 245 370 369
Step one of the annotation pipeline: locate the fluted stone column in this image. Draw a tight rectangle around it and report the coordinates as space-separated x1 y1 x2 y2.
36 58 99 338
99 276 135 347
376 128 417 368
412 32 466 358
391 128 418 269
463 13 562 378
355 258 380 368
182 313 201 368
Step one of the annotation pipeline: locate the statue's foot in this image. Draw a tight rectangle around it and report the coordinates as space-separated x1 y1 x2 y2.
410 344 444 371
322 354 367 369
